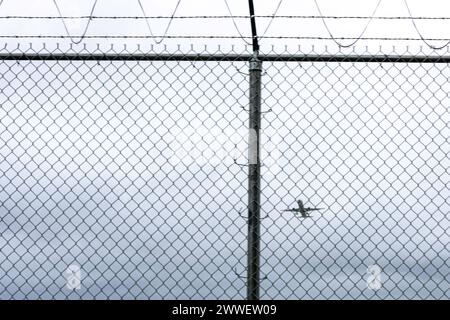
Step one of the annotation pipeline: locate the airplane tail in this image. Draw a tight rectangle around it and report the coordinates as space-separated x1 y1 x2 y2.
297 200 305 212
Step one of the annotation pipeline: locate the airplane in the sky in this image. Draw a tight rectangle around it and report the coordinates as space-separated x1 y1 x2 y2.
282 200 323 218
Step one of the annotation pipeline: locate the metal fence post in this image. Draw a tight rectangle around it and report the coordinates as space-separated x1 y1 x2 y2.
247 55 262 300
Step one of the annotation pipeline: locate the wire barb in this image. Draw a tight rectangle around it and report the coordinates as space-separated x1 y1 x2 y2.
237 207 269 221
233 267 268 280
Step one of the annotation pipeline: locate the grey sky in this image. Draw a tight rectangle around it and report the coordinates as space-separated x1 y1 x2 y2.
0 0 449 300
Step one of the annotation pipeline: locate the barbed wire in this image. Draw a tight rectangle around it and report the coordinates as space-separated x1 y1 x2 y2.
403 0 450 50
1 34 449 41
137 0 182 44
52 0 98 44
2 15 450 20
313 0 382 48
52 0 183 45
0 0 449 49
222 0 251 45
260 0 284 39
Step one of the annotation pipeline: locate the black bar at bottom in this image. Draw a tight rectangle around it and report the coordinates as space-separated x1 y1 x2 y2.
0 300 440 319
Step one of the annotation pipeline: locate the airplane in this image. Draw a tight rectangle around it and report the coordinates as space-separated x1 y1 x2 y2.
282 200 323 218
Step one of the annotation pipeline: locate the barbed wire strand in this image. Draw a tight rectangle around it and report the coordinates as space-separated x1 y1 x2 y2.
3 15 450 20
313 0 382 48
0 1 449 49
53 0 98 44
260 0 284 39
403 0 450 50
223 0 251 45
137 0 182 44
1 34 449 41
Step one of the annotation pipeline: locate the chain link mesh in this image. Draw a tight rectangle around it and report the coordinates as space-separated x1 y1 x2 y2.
0 46 448 299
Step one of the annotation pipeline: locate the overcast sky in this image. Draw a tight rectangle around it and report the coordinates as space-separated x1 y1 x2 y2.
0 0 449 300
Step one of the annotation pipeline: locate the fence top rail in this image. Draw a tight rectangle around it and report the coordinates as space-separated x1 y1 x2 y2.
0 53 449 63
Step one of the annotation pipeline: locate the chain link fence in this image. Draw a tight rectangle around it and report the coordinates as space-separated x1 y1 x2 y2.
0 46 448 299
